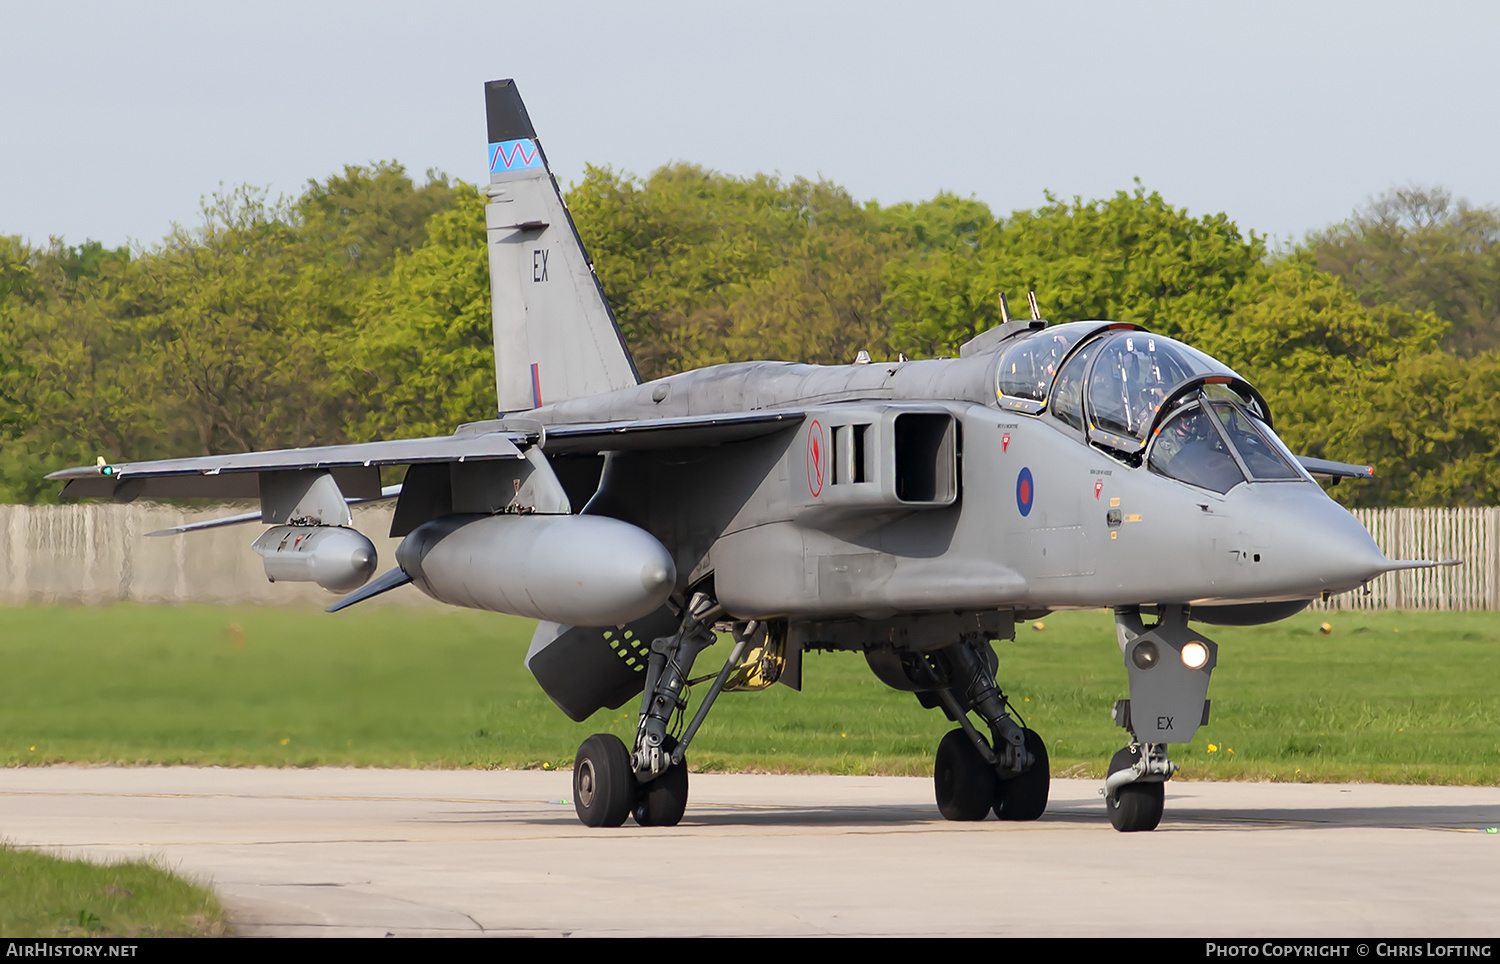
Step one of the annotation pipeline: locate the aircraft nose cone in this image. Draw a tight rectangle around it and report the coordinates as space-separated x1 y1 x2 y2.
1242 485 1389 594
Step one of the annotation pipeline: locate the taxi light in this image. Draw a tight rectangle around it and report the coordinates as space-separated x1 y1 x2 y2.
1181 641 1209 669
1131 640 1159 670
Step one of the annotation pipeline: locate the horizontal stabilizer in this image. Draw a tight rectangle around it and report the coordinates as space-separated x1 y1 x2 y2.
326 566 413 613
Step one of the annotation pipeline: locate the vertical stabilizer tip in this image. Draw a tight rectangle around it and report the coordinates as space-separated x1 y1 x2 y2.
485 79 537 144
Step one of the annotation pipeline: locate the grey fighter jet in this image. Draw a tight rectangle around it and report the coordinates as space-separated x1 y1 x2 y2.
50 80 1450 832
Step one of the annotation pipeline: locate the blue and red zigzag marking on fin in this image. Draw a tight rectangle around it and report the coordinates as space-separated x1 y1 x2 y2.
489 138 542 173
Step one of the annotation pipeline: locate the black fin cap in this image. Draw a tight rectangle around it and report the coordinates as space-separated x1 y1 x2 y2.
485 79 537 143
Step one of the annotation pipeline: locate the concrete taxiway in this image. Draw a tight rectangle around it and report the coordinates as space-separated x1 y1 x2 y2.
2 767 1498 937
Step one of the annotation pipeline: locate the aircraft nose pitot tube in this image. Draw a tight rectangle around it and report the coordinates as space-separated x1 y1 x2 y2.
396 514 677 626
251 525 378 593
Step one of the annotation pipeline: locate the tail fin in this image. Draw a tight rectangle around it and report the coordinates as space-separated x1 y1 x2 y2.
484 79 640 414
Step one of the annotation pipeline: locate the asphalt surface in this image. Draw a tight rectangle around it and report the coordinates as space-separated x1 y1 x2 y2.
3 767 1499 937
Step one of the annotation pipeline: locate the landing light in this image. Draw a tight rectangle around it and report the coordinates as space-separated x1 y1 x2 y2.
1181 641 1209 669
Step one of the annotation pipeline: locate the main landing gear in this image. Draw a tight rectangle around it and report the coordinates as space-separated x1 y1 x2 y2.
1104 606 1219 832
870 635 1051 822
573 592 744 828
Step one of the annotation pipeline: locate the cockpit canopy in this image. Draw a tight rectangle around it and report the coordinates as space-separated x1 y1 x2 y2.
993 322 1308 490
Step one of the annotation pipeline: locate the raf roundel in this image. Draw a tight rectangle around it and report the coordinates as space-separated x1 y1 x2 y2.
1016 467 1035 517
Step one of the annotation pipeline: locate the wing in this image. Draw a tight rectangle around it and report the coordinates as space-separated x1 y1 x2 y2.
49 411 805 502
49 432 530 502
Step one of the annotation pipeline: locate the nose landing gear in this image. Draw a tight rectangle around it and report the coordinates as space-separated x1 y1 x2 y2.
1103 743 1168 832
1104 606 1218 832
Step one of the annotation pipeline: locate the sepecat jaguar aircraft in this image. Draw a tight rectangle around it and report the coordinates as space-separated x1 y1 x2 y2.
50 80 1451 832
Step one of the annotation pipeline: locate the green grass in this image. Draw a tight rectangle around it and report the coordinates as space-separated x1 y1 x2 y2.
1 604 1498 783
0 844 225 938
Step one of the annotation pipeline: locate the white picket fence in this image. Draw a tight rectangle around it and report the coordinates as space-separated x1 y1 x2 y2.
1314 507 1500 611
0 503 425 609
0 503 1496 610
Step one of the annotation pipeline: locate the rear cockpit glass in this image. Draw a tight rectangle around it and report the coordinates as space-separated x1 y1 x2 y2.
995 322 1096 409
1089 333 1230 444
1050 342 1096 432
1147 408 1245 494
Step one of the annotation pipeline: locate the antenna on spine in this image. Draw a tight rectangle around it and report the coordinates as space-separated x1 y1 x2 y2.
1026 291 1041 321
997 293 1012 324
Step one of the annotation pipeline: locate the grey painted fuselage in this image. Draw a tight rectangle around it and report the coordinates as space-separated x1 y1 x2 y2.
527 348 1387 633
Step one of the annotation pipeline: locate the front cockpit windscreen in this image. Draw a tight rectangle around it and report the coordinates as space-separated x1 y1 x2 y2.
1087 332 1231 443
1148 398 1305 493
1147 407 1244 493
1207 402 1301 481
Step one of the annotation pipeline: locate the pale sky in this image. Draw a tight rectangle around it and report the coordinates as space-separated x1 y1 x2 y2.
3 1 1498 251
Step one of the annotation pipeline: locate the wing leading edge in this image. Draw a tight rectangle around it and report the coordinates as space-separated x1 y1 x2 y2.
49 433 530 502
49 411 806 501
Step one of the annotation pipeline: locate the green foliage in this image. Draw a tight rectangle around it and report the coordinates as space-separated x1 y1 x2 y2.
123 187 356 454
0 165 458 499
296 161 457 274
569 164 896 377
0 237 144 501
1352 350 1500 506
346 187 496 441
1307 186 1500 356
884 184 1266 357
876 191 993 253
0 235 34 307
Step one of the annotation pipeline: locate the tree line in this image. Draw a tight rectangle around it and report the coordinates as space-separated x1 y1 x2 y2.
2 163 1497 508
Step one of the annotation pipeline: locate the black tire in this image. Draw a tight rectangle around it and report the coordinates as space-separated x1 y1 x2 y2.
934 728 996 821
1105 745 1164 832
573 733 635 828
994 728 1049 821
633 738 689 827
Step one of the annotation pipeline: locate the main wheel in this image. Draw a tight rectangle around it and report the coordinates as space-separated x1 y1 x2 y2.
994 728 1049 821
633 738 689 827
1105 745 1164 832
574 733 635 828
934 728 996 821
